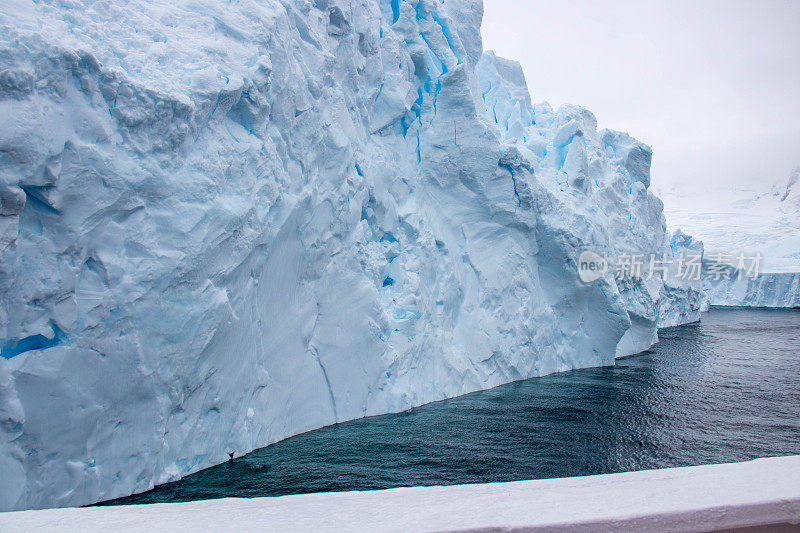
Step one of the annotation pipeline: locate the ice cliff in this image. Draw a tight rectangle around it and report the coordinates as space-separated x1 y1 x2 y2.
703 266 800 308
0 0 702 510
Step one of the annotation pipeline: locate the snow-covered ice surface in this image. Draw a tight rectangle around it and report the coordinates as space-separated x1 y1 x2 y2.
0 0 703 509
2 456 799 532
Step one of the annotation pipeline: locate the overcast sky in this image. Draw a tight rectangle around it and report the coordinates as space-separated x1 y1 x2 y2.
481 0 800 195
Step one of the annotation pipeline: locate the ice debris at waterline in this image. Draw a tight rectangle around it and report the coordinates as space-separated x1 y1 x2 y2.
0 0 704 510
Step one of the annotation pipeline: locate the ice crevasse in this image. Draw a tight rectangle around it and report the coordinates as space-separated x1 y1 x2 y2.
0 0 703 510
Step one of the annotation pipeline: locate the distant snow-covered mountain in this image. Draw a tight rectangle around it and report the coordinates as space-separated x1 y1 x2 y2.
659 167 800 274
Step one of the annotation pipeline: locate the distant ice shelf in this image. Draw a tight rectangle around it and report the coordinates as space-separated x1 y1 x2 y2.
703 266 800 308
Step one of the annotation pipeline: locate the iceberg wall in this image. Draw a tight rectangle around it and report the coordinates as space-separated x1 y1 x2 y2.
0 0 702 510
704 269 800 308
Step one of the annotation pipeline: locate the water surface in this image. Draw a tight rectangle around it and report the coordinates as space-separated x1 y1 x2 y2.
104 309 800 505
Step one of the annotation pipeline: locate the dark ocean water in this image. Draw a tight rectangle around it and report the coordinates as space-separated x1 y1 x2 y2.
103 308 800 506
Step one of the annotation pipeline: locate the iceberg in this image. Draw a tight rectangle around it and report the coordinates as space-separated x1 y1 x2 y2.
703 266 800 308
0 0 703 510
704 272 800 308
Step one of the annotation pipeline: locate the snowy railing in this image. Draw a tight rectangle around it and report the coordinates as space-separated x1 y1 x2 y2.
2 455 799 532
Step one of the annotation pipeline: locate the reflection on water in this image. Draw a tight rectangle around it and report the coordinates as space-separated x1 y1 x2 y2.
104 309 800 505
